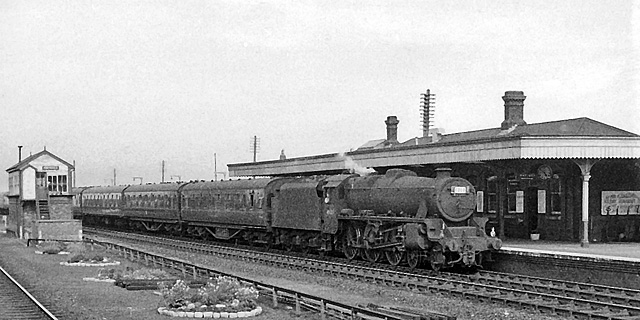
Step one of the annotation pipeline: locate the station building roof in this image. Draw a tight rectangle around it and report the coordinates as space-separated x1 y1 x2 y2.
228 92 640 177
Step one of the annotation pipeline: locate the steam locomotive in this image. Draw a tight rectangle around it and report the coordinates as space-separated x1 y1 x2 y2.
75 168 501 270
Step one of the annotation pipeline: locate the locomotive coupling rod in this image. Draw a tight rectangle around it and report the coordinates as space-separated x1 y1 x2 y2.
367 241 403 250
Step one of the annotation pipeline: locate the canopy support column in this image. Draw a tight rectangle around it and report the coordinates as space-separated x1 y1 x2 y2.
573 159 600 248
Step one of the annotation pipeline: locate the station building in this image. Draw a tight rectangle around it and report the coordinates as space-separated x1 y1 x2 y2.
228 91 640 245
5 148 81 240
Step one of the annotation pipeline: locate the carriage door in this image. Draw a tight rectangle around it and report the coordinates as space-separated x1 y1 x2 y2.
35 172 48 200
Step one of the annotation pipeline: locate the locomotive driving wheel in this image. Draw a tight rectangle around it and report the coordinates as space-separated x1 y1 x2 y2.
406 250 421 269
342 224 361 260
361 223 382 263
383 227 404 266
385 247 404 266
361 247 381 263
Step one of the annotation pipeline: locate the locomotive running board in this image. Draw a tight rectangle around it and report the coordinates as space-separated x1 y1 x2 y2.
338 216 425 223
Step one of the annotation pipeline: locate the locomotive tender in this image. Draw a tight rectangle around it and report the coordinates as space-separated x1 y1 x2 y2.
76 168 501 270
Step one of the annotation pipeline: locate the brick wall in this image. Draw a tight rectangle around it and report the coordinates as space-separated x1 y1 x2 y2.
7 197 19 235
49 196 73 220
34 220 82 241
23 202 37 238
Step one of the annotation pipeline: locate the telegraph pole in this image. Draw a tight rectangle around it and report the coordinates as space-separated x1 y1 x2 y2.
72 160 76 188
420 89 436 137
113 168 117 186
161 160 165 183
249 136 260 162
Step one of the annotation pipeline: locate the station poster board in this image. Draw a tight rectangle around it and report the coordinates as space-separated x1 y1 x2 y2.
601 191 640 215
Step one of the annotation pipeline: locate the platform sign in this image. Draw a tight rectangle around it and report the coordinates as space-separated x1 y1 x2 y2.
476 191 484 212
601 191 640 216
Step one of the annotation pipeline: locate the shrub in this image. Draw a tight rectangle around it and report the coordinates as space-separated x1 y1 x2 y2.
40 241 64 254
66 243 86 254
68 253 85 263
97 268 118 280
116 267 172 280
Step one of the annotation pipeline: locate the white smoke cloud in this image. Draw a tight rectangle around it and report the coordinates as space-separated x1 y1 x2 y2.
337 152 375 176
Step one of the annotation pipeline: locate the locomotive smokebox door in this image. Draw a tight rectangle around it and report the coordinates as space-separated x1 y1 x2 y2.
435 177 476 222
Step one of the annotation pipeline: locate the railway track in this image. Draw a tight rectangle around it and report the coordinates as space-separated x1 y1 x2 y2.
0 265 59 320
87 228 640 320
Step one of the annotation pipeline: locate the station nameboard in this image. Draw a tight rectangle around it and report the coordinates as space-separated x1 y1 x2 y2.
601 191 640 215
42 166 59 170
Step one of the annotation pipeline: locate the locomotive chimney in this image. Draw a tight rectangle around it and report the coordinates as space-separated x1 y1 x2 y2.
385 116 399 144
435 168 452 180
501 91 527 130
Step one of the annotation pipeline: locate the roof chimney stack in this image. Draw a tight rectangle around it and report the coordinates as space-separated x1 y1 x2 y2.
385 116 399 144
501 91 527 130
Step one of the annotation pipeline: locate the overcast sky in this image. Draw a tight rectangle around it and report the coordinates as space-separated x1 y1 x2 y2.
1 0 638 190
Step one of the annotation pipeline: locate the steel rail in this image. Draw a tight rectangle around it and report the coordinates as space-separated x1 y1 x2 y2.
0 265 59 320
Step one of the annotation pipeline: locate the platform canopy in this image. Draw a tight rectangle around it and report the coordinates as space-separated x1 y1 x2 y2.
228 117 640 177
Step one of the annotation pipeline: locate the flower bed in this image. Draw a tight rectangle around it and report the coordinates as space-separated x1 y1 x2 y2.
34 240 70 255
158 277 261 318
60 260 120 267
60 243 120 266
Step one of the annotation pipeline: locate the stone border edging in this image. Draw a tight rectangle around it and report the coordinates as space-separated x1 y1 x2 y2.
60 261 121 267
82 277 117 283
157 306 263 318
35 251 70 255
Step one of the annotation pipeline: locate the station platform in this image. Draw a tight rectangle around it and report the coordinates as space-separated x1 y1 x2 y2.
500 239 640 263
494 239 640 290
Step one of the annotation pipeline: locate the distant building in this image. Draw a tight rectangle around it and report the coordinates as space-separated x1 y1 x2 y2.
5 148 81 240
